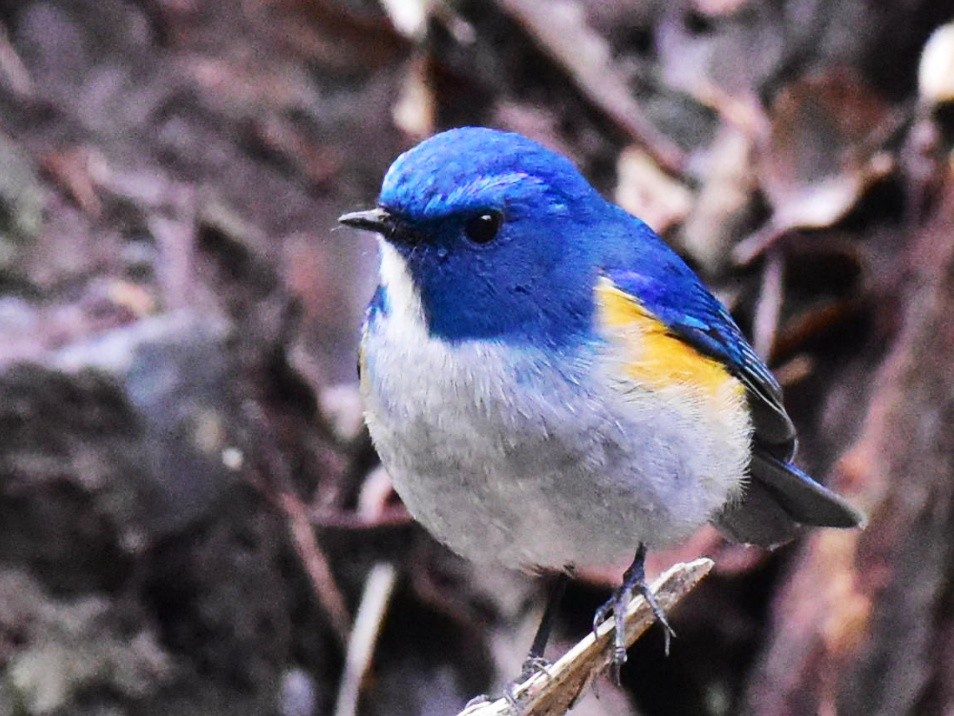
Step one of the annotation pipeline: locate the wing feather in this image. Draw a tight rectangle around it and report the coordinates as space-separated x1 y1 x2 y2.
601 267 795 456
598 221 863 543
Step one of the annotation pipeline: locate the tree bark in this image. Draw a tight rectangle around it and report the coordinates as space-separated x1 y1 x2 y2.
743 178 954 716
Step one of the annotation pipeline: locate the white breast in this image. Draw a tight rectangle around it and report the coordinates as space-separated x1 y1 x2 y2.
360 243 751 570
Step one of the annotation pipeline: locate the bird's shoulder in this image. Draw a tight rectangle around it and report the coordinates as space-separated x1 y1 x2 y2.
594 213 796 454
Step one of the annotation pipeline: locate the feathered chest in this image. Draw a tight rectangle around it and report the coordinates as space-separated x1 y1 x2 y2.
358 242 747 443
360 299 601 449
356 244 753 566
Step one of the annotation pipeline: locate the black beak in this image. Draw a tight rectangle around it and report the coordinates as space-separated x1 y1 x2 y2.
338 207 394 235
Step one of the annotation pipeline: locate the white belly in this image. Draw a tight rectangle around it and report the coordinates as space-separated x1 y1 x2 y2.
362 327 752 570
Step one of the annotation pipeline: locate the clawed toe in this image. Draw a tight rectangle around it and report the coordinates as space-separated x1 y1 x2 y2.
464 693 491 710
501 655 554 713
519 655 553 681
593 543 676 682
503 683 522 714
594 590 632 683
591 600 614 635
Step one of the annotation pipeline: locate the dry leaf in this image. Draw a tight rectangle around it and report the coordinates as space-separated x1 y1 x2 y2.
40 146 108 217
736 70 896 264
679 122 759 272
918 21 954 105
378 0 429 40
495 0 685 174
760 71 894 231
614 146 693 235
393 53 437 140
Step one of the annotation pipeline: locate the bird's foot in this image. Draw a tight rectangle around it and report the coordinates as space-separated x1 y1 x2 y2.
592 544 676 683
501 655 553 713
464 693 491 710
518 655 553 681
502 681 522 714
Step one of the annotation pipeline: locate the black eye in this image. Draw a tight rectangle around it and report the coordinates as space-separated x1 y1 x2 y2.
464 212 502 244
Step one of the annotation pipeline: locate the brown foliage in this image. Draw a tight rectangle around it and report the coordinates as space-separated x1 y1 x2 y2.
0 1 952 715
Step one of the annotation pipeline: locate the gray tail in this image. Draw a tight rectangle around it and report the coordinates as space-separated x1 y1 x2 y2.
712 451 866 547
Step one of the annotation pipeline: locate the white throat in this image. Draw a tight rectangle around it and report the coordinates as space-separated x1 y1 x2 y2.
377 240 428 334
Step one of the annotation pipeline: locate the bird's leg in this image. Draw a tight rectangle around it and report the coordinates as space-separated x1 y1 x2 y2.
502 572 570 712
592 543 675 683
526 571 569 667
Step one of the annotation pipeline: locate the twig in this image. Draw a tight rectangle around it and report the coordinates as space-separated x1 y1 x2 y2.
241 402 354 649
494 0 686 175
732 221 787 267
458 558 714 716
0 22 33 97
334 562 399 716
310 504 413 530
752 250 785 359
279 489 353 647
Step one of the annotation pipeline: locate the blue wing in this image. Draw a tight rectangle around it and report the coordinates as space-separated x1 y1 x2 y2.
600 216 796 455
599 213 863 544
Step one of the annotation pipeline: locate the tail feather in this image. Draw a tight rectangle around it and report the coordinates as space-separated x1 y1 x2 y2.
750 452 865 528
711 480 800 547
713 451 865 547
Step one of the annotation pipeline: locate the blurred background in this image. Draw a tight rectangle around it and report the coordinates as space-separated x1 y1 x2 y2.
1 1 953 714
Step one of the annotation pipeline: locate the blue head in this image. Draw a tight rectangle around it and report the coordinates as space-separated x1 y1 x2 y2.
340 127 612 345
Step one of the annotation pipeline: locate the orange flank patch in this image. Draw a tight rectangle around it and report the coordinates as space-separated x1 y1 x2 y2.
596 277 742 398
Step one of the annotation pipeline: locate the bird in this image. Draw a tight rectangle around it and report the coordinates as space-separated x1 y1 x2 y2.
338 126 864 681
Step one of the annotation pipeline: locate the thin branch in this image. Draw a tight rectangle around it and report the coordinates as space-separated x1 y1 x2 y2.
458 558 714 716
752 249 785 359
334 562 399 716
494 0 686 175
279 489 353 647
